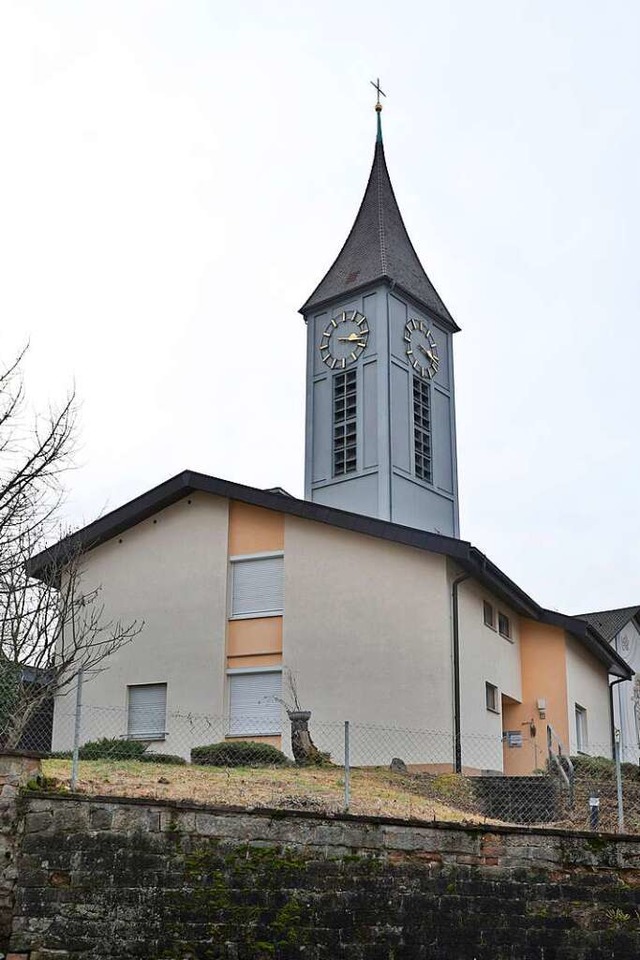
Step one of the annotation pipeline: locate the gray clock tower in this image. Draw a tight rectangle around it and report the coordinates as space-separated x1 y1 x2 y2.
301 105 460 537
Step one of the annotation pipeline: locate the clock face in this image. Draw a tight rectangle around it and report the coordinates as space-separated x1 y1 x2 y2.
320 310 369 369
404 318 439 379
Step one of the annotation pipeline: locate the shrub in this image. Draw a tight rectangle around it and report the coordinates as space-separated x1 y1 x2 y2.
191 740 289 767
139 752 187 766
570 754 640 783
78 738 148 761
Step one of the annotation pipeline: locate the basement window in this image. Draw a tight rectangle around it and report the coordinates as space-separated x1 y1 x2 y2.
485 682 499 714
228 670 282 737
127 683 167 740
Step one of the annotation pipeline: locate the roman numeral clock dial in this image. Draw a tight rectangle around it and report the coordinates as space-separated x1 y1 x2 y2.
320 311 369 369
404 318 439 379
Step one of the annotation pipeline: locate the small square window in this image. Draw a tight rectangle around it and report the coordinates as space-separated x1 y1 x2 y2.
498 612 511 639
483 601 495 629
127 683 167 740
485 682 499 713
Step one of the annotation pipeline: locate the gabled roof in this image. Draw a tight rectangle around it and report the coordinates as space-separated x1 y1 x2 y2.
576 606 640 644
26 468 633 680
301 115 458 330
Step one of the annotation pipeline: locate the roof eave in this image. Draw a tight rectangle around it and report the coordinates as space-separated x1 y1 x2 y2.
542 609 634 680
300 277 461 333
27 470 470 583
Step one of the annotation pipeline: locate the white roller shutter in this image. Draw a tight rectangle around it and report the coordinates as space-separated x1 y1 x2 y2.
229 671 282 736
127 683 167 740
231 556 284 617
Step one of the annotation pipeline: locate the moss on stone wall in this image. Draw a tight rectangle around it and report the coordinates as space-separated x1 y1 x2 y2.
7 795 640 959
158 843 312 958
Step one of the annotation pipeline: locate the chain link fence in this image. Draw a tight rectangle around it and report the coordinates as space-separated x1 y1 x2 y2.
2 676 640 832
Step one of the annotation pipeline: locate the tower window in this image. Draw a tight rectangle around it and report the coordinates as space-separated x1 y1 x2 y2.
413 378 432 482
333 370 357 476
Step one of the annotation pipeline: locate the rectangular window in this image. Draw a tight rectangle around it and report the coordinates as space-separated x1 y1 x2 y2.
483 601 495 629
413 377 432 482
231 555 284 618
228 670 282 737
333 370 357 476
575 704 588 753
498 612 511 640
485 682 499 713
127 683 167 740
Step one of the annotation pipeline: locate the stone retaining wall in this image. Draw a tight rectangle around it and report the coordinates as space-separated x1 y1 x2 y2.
6 789 640 959
0 752 41 953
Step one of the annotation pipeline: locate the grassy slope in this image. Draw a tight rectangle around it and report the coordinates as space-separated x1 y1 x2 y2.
42 759 485 823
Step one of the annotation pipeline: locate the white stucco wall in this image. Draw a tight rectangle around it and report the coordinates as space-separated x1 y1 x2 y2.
52 493 229 756
457 578 522 772
565 635 612 757
611 619 640 763
282 516 453 766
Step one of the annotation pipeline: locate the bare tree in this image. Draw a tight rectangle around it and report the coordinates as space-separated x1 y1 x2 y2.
0 348 141 749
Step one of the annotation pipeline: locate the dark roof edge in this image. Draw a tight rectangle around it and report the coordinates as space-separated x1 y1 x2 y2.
27 469 470 581
464 547 540 619
26 469 634 681
541 609 633 680
299 277 461 333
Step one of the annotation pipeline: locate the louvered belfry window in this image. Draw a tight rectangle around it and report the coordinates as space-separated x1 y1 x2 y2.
413 377 432 482
127 683 167 740
231 556 284 618
333 370 357 476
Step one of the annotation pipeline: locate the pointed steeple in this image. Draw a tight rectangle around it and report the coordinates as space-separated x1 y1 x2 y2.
301 109 458 329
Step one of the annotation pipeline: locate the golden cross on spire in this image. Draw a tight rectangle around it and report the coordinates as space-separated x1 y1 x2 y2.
370 77 387 112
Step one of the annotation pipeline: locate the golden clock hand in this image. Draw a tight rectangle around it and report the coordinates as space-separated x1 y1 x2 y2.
338 333 366 342
337 336 366 345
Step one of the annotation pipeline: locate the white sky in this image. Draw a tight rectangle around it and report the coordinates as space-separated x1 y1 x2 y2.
1 1 639 615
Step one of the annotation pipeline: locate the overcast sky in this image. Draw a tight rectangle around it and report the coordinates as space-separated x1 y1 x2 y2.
1 1 639 615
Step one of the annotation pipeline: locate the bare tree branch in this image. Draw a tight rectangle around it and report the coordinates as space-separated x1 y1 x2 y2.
0 347 142 748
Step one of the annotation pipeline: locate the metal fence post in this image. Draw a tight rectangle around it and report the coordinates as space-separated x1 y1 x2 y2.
614 728 624 833
70 668 84 791
344 720 350 812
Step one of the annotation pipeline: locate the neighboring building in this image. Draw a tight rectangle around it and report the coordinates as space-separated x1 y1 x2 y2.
0 663 53 753
28 472 631 772
578 607 640 763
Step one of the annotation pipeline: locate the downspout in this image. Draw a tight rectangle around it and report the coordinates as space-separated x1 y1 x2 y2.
451 572 470 774
609 676 627 759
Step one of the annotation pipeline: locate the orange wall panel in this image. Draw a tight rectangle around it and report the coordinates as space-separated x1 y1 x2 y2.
228 501 284 556
502 620 569 776
227 617 282 657
227 654 283 670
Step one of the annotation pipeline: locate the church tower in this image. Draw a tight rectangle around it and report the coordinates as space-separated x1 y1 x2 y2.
301 101 460 536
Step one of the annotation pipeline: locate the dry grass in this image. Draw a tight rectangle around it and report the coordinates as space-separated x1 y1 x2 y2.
42 759 487 823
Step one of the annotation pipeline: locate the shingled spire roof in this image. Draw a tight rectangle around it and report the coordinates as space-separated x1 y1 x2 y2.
301 112 458 329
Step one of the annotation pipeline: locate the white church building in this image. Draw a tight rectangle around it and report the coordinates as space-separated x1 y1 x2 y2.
29 104 634 774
